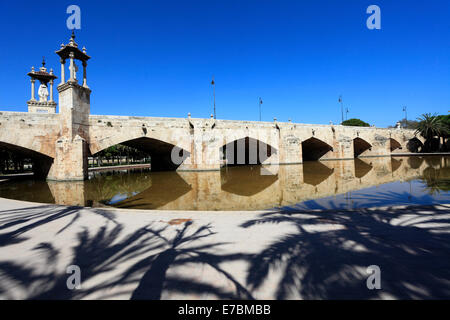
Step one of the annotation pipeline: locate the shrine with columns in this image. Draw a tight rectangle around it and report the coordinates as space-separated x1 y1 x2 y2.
27 58 57 113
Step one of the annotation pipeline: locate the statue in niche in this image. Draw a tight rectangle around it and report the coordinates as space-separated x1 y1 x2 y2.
73 62 79 80
38 83 49 102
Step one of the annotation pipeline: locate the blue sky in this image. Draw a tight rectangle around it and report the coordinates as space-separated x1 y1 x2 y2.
0 0 448 127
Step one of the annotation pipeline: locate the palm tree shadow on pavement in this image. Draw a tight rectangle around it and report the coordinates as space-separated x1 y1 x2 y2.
0 205 252 300
4 200 450 299
240 204 450 299
126 221 253 300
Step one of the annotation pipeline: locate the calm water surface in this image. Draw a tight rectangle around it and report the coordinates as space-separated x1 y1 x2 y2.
1 156 449 211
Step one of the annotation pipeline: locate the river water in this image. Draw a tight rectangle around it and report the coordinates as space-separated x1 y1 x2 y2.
1 156 449 211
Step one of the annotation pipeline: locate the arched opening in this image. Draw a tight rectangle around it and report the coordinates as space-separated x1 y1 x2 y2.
406 137 423 153
353 137 372 157
93 137 190 172
390 138 402 152
220 137 276 166
0 141 54 179
301 137 333 161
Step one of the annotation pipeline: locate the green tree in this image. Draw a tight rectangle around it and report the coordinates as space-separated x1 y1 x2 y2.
95 144 150 167
388 119 419 129
341 118 371 127
435 114 450 151
415 113 446 152
436 115 450 137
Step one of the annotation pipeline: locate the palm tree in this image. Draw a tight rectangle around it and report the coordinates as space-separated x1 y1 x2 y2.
415 113 446 152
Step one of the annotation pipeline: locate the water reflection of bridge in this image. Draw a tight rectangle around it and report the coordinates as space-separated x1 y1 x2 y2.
35 157 449 211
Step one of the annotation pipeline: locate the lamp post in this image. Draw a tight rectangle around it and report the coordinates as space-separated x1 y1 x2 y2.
259 97 263 121
403 106 407 127
339 95 344 124
346 107 349 120
211 76 216 119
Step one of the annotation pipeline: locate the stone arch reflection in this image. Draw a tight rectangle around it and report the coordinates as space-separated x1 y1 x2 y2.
113 171 192 209
220 166 278 196
408 156 424 169
302 162 334 186
0 178 54 204
391 157 402 174
0 158 441 211
354 158 373 179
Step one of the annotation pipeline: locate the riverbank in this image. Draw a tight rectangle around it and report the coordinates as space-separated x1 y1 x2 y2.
392 152 450 157
1 197 449 299
0 173 33 183
88 163 150 172
0 165 151 182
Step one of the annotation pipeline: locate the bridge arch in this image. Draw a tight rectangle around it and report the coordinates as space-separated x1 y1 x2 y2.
91 133 190 171
90 127 190 155
0 141 54 179
406 137 423 153
353 137 372 157
0 133 55 159
301 137 333 161
390 138 402 152
220 136 277 166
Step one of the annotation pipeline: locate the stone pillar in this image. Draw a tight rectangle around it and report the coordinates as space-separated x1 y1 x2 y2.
49 79 54 102
69 52 75 81
335 126 354 159
30 79 36 101
60 59 66 84
279 128 302 164
177 119 221 171
58 81 91 140
47 135 88 181
82 61 88 88
48 79 91 181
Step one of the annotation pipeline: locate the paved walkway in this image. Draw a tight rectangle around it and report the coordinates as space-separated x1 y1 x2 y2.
0 197 450 300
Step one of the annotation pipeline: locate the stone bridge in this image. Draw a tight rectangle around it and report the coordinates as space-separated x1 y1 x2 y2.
0 34 424 181
0 105 424 181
